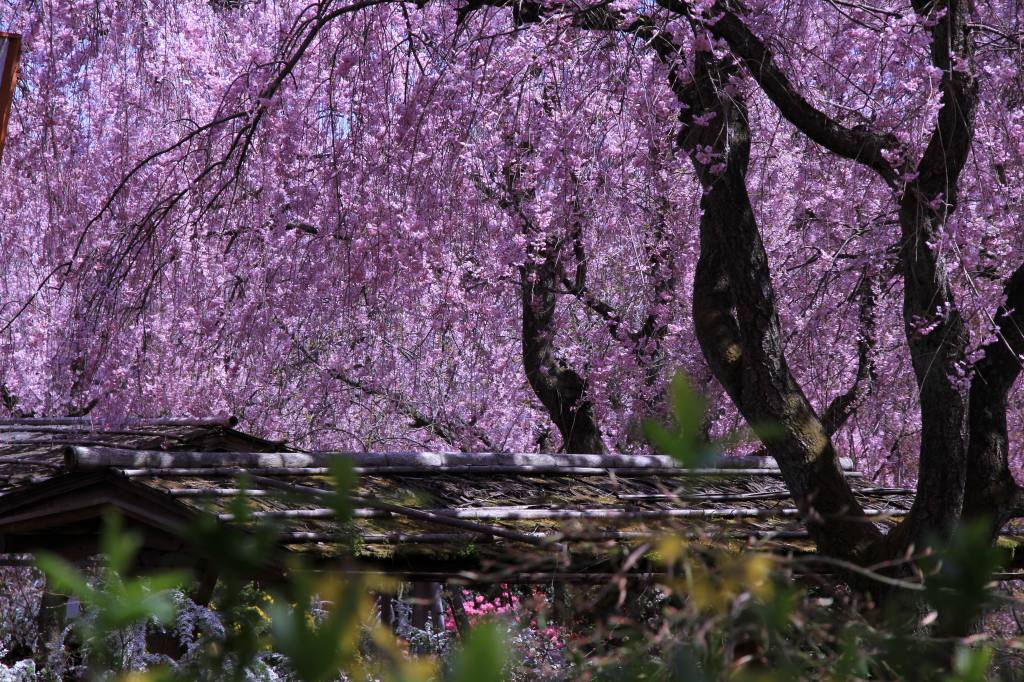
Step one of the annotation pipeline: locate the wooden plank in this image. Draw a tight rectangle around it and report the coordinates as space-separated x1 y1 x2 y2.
166 488 271 497
616 486 912 502
353 466 863 477
0 426 201 439
282 528 809 545
121 465 865 478
123 467 332 477
325 570 667 585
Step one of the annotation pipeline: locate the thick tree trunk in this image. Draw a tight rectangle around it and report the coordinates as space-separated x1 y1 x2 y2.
883 0 977 551
685 54 880 560
884 192 970 548
483 0 990 559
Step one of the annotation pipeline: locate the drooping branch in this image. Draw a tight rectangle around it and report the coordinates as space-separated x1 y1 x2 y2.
562 276 633 345
636 200 678 369
472 161 606 454
66 0 392 318
560 178 638 347
334 374 500 453
562 194 676 391
290 333 497 452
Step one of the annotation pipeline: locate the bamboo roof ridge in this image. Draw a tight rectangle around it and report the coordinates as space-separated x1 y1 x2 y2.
64 445 857 474
0 416 287 494
117 466 864 478
224 506 905 522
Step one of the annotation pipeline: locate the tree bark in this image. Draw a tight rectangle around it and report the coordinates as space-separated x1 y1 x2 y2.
684 53 881 560
963 263 1024 534
35 586 68 667
820 273 877 437
518 185 606 454
469 0 987 557
884 0 977 550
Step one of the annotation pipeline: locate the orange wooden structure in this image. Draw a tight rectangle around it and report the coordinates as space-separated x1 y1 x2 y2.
0 33 21 164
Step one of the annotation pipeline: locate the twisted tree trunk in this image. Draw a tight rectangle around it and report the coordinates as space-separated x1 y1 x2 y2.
685 53 881 560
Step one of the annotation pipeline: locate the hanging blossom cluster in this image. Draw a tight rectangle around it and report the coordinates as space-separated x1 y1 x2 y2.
0 0 1019 486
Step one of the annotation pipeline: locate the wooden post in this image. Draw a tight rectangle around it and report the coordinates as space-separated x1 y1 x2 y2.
0 33 21 165
430 584 444 630
378 592 396 631
552 582 571 628
190 563 219 606
408 581 444 655
35 578 68 669
410 581 442 630
145 626 184 659
444 585 470 638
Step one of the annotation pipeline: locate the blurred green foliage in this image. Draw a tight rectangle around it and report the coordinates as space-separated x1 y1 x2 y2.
36 511 188 673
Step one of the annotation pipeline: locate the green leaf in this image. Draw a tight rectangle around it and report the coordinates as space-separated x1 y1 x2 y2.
641 419 690 464
448 621 509 682
329 457 357 522
35 553 95 602
100 509 143 575
945 646 993 682
38 512 188 669
643 372 712 468
669 373 705 446
269 576 366 682
924 518 1007 636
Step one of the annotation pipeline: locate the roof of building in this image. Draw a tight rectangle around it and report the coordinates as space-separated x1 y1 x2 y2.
0 416 286 492
0 417 920 583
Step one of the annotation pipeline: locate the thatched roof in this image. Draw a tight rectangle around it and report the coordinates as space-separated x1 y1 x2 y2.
0 417 918 583
0 416 286 492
